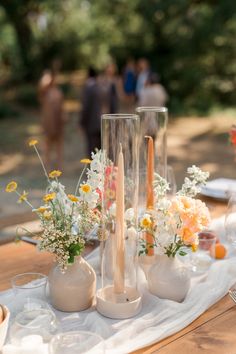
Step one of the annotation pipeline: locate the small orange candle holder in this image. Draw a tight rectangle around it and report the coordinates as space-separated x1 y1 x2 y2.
96 114 142 319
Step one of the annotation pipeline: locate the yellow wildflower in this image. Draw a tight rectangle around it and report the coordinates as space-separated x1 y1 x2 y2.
43 210 52 220
49 170 62 178
43 192 56 203
80 184 91 193
17 191 28 203
140 215 152 229
29 139 38 147
191 243 198 252
34 206 48 214
106 189 115 200
68 194 79 202
80 158 92 164
6 181 18 193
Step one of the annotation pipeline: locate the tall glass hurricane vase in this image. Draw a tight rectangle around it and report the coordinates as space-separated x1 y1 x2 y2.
136 107 168 211
96 114 142 319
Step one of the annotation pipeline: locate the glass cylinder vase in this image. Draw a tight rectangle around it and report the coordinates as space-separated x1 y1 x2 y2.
136 107 168 211
96 114 142 319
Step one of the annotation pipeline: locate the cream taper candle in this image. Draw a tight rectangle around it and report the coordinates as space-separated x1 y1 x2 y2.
114 145 125 293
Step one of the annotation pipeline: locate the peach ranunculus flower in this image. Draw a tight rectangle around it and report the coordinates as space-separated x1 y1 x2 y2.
171 196 210 246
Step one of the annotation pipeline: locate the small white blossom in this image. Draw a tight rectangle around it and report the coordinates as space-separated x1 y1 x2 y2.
153 173 170 199
125 208 135 222
109 202 116 217
178 165 209 197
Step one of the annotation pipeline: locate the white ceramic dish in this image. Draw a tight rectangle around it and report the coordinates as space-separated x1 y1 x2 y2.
0 306 10 350
200 178 236 200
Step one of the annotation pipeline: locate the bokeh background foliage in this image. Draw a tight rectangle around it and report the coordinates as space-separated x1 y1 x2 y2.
0 0 236 113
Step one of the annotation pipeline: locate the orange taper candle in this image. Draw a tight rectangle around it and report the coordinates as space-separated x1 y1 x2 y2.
145 136 154 256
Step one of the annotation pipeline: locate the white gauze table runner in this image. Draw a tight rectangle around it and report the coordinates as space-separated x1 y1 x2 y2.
1 215 236 354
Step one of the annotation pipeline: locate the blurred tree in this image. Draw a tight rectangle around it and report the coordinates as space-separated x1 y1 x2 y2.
0 0 235 111
0 0 35 78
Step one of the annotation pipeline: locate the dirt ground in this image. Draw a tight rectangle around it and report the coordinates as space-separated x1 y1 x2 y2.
0 106 235 227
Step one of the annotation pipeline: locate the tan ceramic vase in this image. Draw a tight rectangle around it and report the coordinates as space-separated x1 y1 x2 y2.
147 255 190 302
48 256 96 312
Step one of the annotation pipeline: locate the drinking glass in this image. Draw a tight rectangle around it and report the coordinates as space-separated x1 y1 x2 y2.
9 309 58 346
49 331 105 354
190 231 216 273
11 272 49 313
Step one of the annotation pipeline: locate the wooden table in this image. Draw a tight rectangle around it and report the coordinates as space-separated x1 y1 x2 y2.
1 199 235 354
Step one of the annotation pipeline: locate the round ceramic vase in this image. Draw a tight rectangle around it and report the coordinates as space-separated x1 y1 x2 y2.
48 256 96 312
147 255 190 302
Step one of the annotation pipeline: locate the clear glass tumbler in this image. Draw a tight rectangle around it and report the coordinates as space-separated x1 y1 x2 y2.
191 231 216 273
11 272 48 313
49 331 105 354
9 309 58 346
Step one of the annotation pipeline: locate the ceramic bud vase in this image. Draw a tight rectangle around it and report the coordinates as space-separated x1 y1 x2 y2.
48 256 96 312
147 255 190 302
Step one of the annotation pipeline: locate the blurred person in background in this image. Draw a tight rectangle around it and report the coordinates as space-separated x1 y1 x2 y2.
135 58 150 101
80 67 102 154
38 70 64 170
99 62 119 114
122 58 136 103
138 72 168 107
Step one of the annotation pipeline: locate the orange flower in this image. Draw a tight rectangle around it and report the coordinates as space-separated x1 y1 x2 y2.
230 126 236 146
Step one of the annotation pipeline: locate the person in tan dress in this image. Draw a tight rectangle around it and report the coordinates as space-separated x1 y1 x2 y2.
38 71 64 170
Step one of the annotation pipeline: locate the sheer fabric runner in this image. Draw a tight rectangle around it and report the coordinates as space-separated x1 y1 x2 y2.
1 216 236 354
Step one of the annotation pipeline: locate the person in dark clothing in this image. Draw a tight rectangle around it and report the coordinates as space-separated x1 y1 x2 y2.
99 62 119 115
123 59 136 97
80 68 102 155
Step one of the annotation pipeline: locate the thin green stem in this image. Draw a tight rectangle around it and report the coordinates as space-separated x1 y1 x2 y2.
75 165 87 196
34 145 50 183
15 190 34 209
16 226 37 239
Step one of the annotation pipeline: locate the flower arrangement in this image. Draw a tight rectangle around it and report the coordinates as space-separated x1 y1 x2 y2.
229 125 236 161
229 125 236 146
6 140 104 270
139 165 211 257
